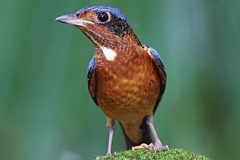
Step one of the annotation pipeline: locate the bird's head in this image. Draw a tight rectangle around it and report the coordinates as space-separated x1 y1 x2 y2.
56 6 141 49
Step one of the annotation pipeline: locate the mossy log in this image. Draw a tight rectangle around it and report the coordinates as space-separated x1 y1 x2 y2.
95 148 210 160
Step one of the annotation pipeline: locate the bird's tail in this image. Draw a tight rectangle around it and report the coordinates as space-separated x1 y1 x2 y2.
119 117 153 150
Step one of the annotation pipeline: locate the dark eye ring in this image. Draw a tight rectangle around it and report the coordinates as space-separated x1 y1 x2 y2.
97 12 109 22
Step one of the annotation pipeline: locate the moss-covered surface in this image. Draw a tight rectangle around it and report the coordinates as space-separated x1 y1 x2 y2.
95 148 210 160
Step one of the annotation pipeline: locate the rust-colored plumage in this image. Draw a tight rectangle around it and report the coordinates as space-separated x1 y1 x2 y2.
56 6 168 155
95 45 161 143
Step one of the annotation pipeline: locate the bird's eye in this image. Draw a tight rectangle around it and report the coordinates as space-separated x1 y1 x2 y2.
97 12 109 22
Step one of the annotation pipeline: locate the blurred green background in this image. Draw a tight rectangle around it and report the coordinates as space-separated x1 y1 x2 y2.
0 0 239 159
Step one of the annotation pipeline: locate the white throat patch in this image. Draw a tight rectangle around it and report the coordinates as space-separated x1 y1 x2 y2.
100 46 117 61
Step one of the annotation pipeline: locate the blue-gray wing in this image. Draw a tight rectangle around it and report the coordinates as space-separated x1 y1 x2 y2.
147 47 167 113
87 57 98 106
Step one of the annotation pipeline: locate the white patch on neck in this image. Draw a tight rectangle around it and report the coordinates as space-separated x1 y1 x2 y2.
100 46 117 61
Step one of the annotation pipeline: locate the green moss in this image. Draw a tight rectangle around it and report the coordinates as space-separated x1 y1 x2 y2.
95 148 210 160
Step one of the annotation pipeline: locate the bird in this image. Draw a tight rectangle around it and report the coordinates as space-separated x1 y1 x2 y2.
56 6 168 155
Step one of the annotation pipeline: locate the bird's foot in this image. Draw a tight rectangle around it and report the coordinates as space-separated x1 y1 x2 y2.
154 139 169 150
132 143 154 151
155 144 169 150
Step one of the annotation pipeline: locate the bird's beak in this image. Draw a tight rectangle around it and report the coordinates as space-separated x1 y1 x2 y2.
55 14 94 26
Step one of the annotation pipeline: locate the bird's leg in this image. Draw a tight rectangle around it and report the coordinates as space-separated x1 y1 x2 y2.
106 118 115 156
146 116 169 150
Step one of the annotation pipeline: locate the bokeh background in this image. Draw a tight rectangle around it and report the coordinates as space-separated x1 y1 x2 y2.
0 0 239 159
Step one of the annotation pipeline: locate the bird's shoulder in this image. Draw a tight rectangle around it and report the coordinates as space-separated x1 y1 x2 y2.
143 45 166 76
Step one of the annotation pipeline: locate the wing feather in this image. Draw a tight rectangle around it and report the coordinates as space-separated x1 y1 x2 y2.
87 57 98 106
147 47 167 113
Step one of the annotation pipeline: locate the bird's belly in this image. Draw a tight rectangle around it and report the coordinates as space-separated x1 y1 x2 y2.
96 65 160 121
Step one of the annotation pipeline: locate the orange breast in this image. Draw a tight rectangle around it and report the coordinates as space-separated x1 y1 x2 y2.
95 48 160 121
